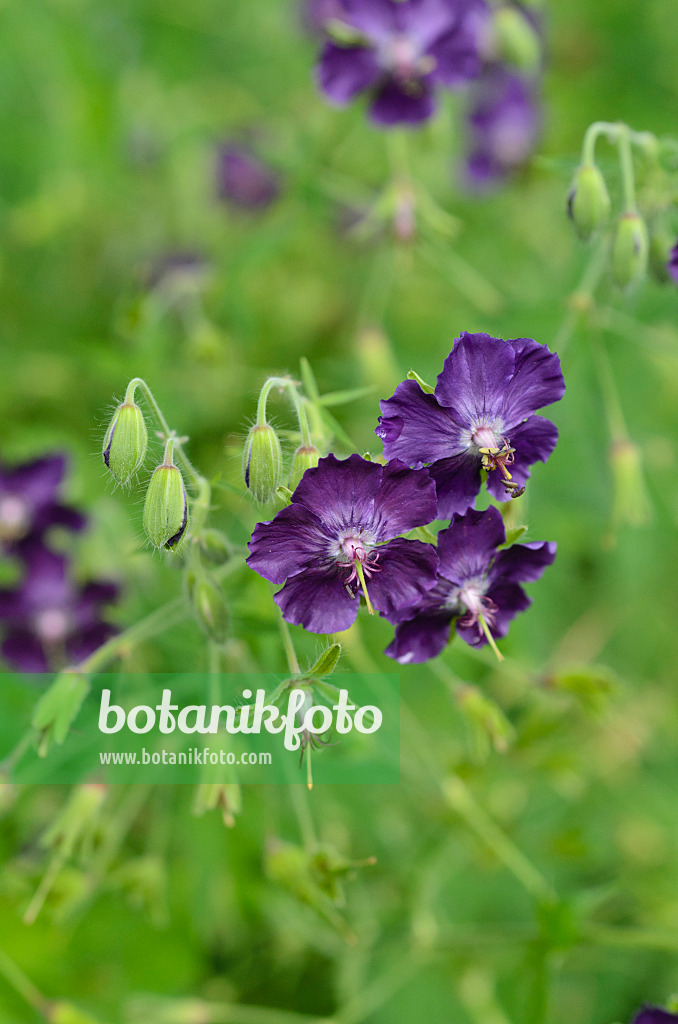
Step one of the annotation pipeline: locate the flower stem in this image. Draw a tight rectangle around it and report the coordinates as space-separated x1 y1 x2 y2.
125 377 202 489
278 613 300 674
616 125 637 213
0 946 49 1018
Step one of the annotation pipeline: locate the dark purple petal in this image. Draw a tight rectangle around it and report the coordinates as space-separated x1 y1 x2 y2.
274 565 359 634
247 503 332 585
366 537 438 617
396 0 459 48
485 414 558 501
501 338 565 427
463 67 539 189
668 243 678 285
427 24 483 87
72 582 120 629
435 333 515 424
436 505 505 583
31 503 88 535
291 454 382 536
1 630 49 672
17 546 72 614
457 579 530 647
338 0 397 40
217 145 280 210
369 78 435 125
489 541 556 586
385 610 454 664
317 41 381 104
376 379 467 464
633 1009 678 1024
372 461 437 539
1 455 66 504
428 454 482 519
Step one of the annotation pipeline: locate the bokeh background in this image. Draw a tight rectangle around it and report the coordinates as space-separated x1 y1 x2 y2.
1 0 678 1021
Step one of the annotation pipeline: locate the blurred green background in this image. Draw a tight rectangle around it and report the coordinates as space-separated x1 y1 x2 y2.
2 0 678 1022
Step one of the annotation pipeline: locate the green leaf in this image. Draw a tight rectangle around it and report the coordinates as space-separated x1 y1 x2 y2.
406 369 435 393
319 386 375 408
500 524 528 548
300 356 319 401
32 671 90 755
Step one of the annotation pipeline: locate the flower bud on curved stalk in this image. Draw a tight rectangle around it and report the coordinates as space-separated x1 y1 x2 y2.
143 440 189 551
102 400 148 485
191 577 230 642
242 423 283 503
611 211 649 288
289 445 321 492
567 165 611 240
493 6 541 72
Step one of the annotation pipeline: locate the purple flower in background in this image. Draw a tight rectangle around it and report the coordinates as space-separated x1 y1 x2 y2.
463 66 540 189
0 454 85 549
217 144 281 210
632 1010 678 1024
247 454 439 633
668 241 678 284
304 0 346 34
385 505 555 663
0 542 118 672
376 332 565 518
316 0 489 126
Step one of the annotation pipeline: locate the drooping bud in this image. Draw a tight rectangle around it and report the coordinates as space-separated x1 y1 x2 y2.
493 6 541 72
567 165 611 241
289 445 321 492
143 440 189 550
102 400 148 485
648 226 674 284
191 577 230 642
610 437 652 527
611 211 649 288
242 423 283 503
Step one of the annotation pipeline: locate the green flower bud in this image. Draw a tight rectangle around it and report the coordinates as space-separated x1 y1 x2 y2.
143 444 189 550
567 165 611 241
242 423 283 503
611 211 649 289
102 400 148 485
648 226 674 283
493 6 541 72
191 577 230 642
289 445 321 492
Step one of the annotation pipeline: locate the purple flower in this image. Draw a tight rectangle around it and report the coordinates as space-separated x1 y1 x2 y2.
385 505 555 663
316 0 489 127
463 66 540 189
304 0 347 34
376 332 565 518
247 454 439 633
632 1010 678 1024
217 144 280 210
668 241 678 284
0 453 86 549
0 542 118 673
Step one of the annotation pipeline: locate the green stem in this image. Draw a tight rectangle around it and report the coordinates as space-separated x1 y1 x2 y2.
278 613 300 675
0 946 49 1018
591 332 628 440
478 612 504 663
552 239 607 355
126 377 201 488
617 126 637 213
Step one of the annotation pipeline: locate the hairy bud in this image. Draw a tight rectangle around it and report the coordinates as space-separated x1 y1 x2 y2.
143 445 189 550
289 445 321 492
611 211 649 288
243 423 283 503
567 165 611 241
493 6 541 72
102 401 148 485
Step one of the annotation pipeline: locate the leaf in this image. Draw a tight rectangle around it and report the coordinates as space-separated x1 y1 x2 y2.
319 386 375 408
300 356 319 401
32 671 90 755
406 369 435 394
500 525 529 548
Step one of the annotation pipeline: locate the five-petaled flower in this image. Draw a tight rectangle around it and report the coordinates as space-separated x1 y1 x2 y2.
631 1010 678 1024
385 505 556 663
247 454 439 633
0 541 119 672
376 331 565 518
0 453 86 550
464 67 540 190
316 0 488 126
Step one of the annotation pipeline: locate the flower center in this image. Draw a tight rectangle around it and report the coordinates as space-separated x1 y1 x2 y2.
379 35 436 88
471 425 524 498
336 533 381 615
0 495 30 540
457 581 497 631
34 608 70 643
